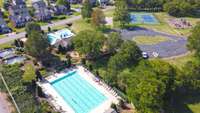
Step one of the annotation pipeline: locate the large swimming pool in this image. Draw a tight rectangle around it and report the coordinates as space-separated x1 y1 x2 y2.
50 71 107 113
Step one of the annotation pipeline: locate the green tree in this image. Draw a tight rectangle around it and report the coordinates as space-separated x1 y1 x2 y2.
106 32 122 53
81 0 93 19
178 59 200 92
188 23 200 57
114 0 130 27
23 64 35 82
107 41 141 85
72 30 105 59
3 0 10 10
108 41 142 71
127 73 165 113
25 31 49 59
25 22 42 35
58 45 65 54
163 0 196 17
56 0 70 10
117 60 176 113
14 39 20 47
91 8 105 28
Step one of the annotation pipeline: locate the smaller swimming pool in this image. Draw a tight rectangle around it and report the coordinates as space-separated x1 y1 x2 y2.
51 71 107 113
130 13 159 24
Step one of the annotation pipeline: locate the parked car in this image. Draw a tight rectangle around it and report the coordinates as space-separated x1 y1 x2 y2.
142 52 149 59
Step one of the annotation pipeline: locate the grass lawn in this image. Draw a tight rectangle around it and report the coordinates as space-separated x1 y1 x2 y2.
71 4 82 9
0 42 14 50
132 35 170 45
165 53 194 68
104 9 114 17
0 0 3 8
7 22 25 33
188 103 200 113
36 21 48 26
0 34 6 39
71 19 93 33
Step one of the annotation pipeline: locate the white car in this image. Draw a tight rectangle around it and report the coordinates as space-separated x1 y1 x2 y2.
142 52 149 59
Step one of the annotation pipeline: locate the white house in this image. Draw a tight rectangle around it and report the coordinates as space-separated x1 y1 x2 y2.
47 29 74 45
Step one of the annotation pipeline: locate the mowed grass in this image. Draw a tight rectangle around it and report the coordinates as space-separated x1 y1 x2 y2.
0 0 3 8
0 42 14 50
188 103 200 113
132 35 169 45
71 19 93 33
165 53 194 68
104 9 114 17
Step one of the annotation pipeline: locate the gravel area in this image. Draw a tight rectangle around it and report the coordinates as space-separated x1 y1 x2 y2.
117 27 188 58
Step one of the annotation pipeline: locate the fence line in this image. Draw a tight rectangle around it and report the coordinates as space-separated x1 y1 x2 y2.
0 73 21 113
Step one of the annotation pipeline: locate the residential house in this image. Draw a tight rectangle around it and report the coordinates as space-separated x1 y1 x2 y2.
83 0 110 6
12 0 26 5
8 0 32 28
47 29 74 45
0 11 11 34
32 0 52 21
52 5 70 15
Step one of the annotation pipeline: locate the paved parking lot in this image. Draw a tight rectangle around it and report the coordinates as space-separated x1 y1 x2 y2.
118 28 188 58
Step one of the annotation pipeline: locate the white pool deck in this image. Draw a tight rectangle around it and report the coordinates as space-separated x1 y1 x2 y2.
37 66 120 113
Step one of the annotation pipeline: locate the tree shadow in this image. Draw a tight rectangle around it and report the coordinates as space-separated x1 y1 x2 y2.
166 91 200 113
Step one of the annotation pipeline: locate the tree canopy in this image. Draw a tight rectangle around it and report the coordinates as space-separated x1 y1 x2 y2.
81 0 93 19
91 8 105 28
72 30 105 59
114 0 130 27
25 22 42 35
126 0 200 17
188 23 200 57
106 41 142 85
23 64 36 82
108 41 142 71
116 60 176 113
56 0 70 10
25 30 49 59
105 32 123 54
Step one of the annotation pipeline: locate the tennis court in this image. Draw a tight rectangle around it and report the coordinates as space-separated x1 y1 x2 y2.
130 13 159 24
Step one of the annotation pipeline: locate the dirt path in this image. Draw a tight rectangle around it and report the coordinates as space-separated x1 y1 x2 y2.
0 92 15 113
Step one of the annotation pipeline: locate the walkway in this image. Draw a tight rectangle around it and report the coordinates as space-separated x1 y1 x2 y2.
119 27 188 58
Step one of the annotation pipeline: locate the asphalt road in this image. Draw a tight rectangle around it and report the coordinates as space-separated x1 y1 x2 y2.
0 15 81 44
0 6 115 45
119 28 188 58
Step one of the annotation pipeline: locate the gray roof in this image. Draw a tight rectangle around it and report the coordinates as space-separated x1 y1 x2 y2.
9 2 31 24
32 0 47 9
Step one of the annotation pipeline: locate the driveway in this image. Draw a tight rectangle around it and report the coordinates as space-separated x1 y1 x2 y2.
118 28 188 58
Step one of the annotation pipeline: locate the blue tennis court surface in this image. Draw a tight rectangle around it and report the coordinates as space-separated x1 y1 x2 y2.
130 13 159 24
51 71 107 113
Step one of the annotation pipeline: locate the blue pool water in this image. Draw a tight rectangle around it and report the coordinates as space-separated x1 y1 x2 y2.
130 13 159 24
51 71 107 113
